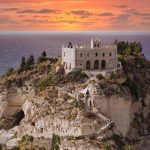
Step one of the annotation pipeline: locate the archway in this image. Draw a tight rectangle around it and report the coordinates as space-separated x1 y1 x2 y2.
101 60 106 69
94 60 99 69
86 61 91 69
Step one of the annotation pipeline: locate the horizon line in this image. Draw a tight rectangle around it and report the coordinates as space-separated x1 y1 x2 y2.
0 30 150 35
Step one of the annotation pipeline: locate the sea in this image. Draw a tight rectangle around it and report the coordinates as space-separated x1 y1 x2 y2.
0 31 150 75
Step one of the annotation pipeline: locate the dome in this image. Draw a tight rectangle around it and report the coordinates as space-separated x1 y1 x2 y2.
56 65 65 74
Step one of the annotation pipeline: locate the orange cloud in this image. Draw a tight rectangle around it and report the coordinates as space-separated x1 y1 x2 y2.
0 0 149 31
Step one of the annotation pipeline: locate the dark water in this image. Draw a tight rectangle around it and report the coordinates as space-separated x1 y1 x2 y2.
0 32 150 75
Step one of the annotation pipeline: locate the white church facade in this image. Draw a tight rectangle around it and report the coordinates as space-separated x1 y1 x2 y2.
62 37 119 72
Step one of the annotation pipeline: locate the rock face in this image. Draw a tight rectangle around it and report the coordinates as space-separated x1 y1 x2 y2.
0 84 35 118
94 95 133 136
19 97 100 138
0 80 147 140
0 55 149 149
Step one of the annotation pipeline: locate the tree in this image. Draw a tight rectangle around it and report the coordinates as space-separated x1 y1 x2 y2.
29 54 35 65
117 41 142 56
25 55 35 70
38 51 47 63
20 57 26 72
41 51 47 57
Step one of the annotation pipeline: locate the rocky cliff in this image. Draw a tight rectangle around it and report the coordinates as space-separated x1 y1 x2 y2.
0 55 149 150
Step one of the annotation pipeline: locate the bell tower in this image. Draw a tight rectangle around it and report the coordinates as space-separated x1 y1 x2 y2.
91 37 101 49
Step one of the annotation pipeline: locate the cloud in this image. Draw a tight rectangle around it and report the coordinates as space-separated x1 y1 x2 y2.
69 10 93 18
1 8 19 11
125 9 140 15
17 9 35 13
113 5 128 8
140 13 150 16
110 14 130 25
23 19 50 23
125 9 150 16
0 17 18 24
17 9 59 14
98 12 113 16
143 16 150 20
114 14 129 21
36 9 59 14
141 22 150 27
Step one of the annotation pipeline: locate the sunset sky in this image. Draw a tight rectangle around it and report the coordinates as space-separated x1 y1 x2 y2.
0 0 150 31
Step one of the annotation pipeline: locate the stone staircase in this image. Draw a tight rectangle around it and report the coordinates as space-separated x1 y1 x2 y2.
95 110 113 140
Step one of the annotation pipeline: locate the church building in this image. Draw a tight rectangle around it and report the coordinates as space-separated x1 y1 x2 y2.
62 37 118 72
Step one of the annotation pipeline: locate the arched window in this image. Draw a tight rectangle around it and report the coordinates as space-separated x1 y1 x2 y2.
110 52 112 56
94 60 99 69
80 53 82 58
96 52 98 57
101 60 106 69
86 61 91 69
103 53 105 57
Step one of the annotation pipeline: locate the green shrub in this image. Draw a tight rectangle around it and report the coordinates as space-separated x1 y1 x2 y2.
26 135 34 142
96 73 104 80
50 74 65 85
20 135 34 143
38 77 50 90
112 134 125 149
38 56 48 63
16 78 23 87
127 79 139 100
125 146 135 150
6 68 14 76
51 134 61 150
104 144 112 150
66 70 88 82
89 134 97 140
110 72 116 80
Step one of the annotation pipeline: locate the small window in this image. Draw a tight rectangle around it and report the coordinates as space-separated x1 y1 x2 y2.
87 53 89 57
103 53 105 57
80 64 82 66
110 52 112 56
69 63 71 70
80 53 82 58
94 44 96 47
97 44 99 47
96 52 98 57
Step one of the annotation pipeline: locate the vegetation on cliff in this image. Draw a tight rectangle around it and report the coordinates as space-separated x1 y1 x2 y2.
120 55 150 100
116 41 142 56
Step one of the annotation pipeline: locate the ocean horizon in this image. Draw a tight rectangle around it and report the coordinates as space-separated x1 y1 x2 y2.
0 31 150 75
